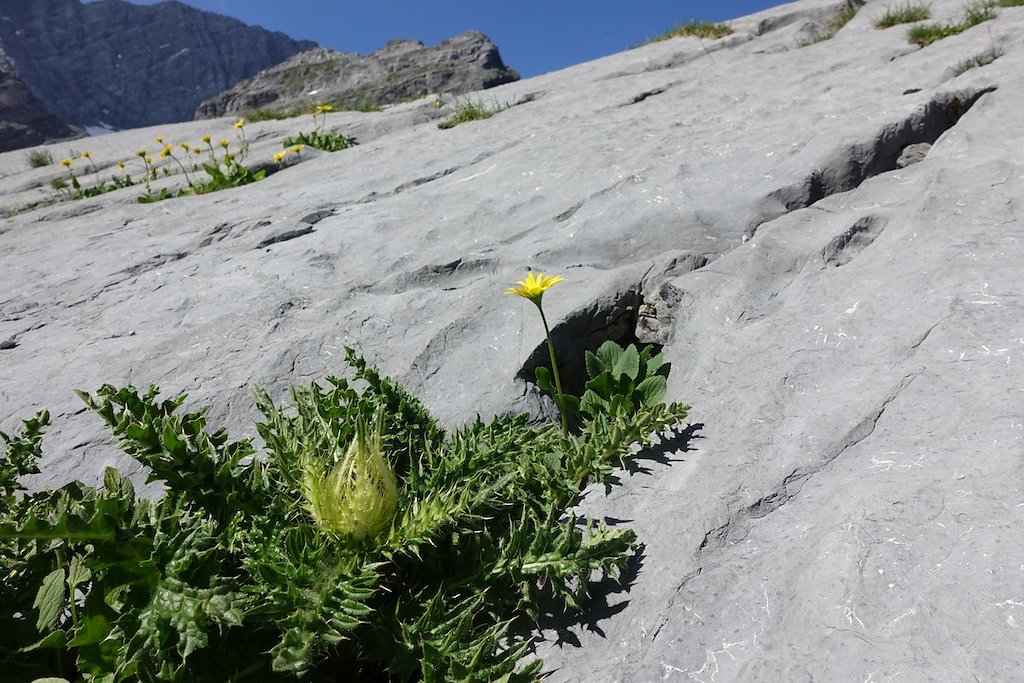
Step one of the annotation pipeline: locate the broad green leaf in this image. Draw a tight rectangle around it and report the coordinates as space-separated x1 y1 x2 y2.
612 344 640 381
636 376 668 407
646 352 665 377
33 567 65 632
595 340 621 373
584 349 602 379
67 613 112 647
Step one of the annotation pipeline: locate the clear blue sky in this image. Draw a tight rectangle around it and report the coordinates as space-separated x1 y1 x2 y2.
125 0 785 78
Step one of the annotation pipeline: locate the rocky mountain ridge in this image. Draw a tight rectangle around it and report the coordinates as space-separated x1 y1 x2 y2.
0 0 315 130
195 31 519 118
1 0 1022 680
0 48 76 152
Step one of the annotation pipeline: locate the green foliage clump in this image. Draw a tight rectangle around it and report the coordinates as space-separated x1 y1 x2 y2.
800 0 865 46
243 108 295 122
873 2 931 28
26 149 54 168
643 20 734 44
283 105 353 152
437 99 507 130
0 345 689 682
907 1 999 46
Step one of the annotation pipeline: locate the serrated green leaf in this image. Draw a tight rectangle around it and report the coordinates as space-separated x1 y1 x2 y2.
646 352 665 376
612 344 640 381
67 553 91 591
636 376 667 407
595 340 621 372
33 568 65 632
67 613 111 647
584 349 602 379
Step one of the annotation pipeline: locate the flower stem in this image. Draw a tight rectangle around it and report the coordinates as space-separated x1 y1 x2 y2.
538 304 568 433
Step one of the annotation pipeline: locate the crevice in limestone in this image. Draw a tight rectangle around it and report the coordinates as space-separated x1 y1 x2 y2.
120 251 188 277
255 226 313 250
516 288 650 397
626 87 668 105
647 371 924 637
766 87 996 214
822 214 888 267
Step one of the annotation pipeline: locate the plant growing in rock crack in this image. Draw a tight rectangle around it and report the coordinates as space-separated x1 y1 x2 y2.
26 149 53 168
54 153 135 201
907 0 999 46
873 2 931 28
952 45 1005 74
0 294 690 681
282 104 354 152
437 98 508 129
640 20 734 44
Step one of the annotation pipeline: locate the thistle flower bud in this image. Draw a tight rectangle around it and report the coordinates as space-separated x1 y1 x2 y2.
300 414 398 544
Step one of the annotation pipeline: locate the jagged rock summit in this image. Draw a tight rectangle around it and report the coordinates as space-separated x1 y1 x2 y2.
2 0 1023 680
0 0 315 130
195 31 520 118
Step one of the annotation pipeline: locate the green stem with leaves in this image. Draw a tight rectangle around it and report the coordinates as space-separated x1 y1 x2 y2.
537 304 568 434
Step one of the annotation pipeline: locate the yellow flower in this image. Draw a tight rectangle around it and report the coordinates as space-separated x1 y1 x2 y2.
144 157 154 165
179 142 191 151
233 118 245 129
117 162 125 172
201 134 211 144
80 150 92 159
314 104 334 115
159 144 174 158
219 139 230 149
224 152 235 163
192 146 204 155
272 150 287 163
289 144 305 154
155 135 165 144
507 272 565 306
136 149 148 158
60 158 74 168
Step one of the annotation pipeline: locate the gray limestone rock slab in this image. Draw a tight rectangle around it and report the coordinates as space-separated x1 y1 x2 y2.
1 1 1022 680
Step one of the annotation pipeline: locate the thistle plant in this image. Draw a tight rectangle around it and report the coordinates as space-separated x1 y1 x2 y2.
508 272 569 432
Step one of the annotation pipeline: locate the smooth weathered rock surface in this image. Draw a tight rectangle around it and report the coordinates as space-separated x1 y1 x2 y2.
1 0 1022 680
195 32 520 118
0 0 315 130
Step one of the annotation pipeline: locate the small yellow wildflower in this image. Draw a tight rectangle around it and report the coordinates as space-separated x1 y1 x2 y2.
192 146 204 155
289 144 305 154
507 272 565 306
117 162 125 172
272 150 287 163
233 118 245 129
201 134 211 144
144 157 154 165
159 144 174 159
219 139 230 149
136 149 148 158
179 142 190 151
314 104 334 115
80 150 92 159
224 152 235 163
155 135 165 144
60 158 73 168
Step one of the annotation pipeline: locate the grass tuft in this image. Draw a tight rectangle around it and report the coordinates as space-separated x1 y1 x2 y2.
644 20 734 44
874 2 931 28
437 99 506 130
907 1 999 47
25 149 53 168
953 45 1005 74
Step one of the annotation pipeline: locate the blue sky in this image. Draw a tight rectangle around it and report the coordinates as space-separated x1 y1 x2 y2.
124 0 785 78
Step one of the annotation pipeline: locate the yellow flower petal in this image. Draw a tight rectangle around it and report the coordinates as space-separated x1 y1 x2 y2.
60 158 74 167
233 118 246 129
506 272 564 305
155 135 165 144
